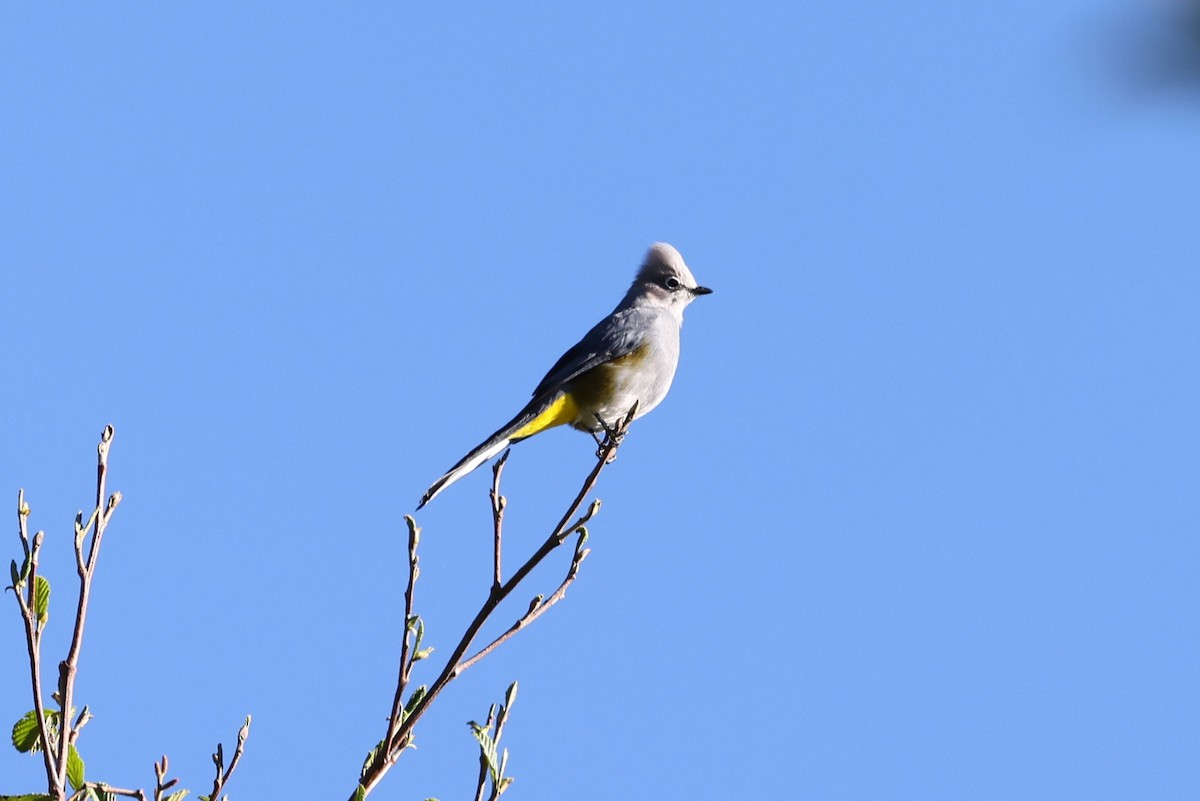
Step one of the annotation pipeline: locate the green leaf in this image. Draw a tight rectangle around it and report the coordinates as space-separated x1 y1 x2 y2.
9 559 18 587
11 710 39 752
469 723 501 783
360 739 384 779
33 576 50 625
0 794 55 800
412 646 434 662
404 685 427 717
11 709 56 753
352 787 366 801
13 709 61 755
163 790 190 801
409 616 425 652
66 743 85 791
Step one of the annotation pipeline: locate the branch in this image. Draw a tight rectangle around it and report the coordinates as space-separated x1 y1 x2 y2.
153 755 178 801
9 427 250 801
83 783 147 801
56 425 121 795
353 404 637 799
383 517 423 755
204 716 252 801
10 489 60 796
470 682 518 801
457 516 594 675
489 451 510 592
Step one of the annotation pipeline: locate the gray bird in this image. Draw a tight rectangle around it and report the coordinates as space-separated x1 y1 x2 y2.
418 242 711 509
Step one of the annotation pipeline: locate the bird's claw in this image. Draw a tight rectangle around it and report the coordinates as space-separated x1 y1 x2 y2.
593 414 625 461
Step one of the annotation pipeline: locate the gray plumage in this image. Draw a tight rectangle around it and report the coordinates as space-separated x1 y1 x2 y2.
418 242 711 509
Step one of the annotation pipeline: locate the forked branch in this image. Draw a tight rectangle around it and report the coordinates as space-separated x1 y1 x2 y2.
353 404 638 799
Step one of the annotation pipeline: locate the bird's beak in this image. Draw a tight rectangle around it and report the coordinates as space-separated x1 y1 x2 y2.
691 285 713 296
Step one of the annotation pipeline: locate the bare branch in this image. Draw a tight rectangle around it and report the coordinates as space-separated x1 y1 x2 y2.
457 526 591 674
85 782 148 801
489 451 510 592
353 403 637 799
57 425 120 794
152 754 179 801
206 716 252 801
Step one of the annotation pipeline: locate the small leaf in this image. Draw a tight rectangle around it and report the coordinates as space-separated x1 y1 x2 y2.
412 617 425 652
33 576 50 625
66 743 85 791
352 787 366 801
11 709 54 753
404 685 427 717
163 790 191 801
412 646 434 662
504 681 518 709
360 739 384 779
469 724 501 783
9 559 18 587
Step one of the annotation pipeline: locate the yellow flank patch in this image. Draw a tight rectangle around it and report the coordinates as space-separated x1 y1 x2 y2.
511 392 580 440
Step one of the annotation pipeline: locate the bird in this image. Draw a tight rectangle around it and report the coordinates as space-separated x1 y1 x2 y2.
417 242 712 509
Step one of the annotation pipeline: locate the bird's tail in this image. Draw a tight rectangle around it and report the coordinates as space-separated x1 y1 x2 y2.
417 389 579 509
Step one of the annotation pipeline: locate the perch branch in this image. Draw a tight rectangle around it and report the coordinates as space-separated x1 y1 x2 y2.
353 403 636 799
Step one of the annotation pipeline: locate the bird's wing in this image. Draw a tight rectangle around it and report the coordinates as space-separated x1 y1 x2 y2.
530 307 653 397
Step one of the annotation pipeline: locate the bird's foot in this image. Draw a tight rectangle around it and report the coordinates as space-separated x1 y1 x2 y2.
592 414 625 461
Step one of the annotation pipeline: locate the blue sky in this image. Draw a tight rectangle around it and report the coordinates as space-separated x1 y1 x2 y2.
3 3 1199 800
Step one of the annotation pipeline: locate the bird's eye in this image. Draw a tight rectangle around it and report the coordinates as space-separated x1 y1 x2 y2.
665 277 681 290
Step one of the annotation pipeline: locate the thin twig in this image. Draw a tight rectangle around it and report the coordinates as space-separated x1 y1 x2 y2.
471 705 496 801
384 518 422 754
490 452 510 592
153 754 180 801
353 403 637 800
487 683 516 801
12 490 60 796
207 716 252 801
57 425 121 794
67 705 92 747
457 524 592 674
83 783 148 801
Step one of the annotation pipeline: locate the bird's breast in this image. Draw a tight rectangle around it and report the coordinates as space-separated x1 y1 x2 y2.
566 332 680 432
